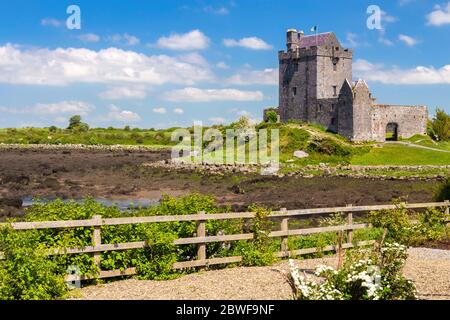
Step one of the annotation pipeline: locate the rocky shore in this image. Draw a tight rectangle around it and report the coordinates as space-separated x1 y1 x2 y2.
143 159 449 181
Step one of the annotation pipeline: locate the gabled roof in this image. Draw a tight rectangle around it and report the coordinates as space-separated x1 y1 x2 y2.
352 79 369 90
298 32 333 48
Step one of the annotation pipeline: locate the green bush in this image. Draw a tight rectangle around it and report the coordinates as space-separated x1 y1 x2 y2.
239 206 276 266
434 177 450 202
307 138 351 157
0 227 68 300
369 203 448 246
9 194 240 289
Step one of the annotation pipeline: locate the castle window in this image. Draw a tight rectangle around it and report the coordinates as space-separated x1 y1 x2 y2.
331 117 337 126
331 104 336 112
333 86 337 96
292 87 297 96
333 63 337 72
318 104 322 112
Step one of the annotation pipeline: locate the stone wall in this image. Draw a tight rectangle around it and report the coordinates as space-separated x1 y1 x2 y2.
370 105 428 142
351 80 374 141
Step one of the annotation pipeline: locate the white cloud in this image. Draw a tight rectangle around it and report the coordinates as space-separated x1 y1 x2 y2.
106 105 141 122
153 107 167 114
99 86 147 100
381 10 397 24
173 108 184 114
227 68 278 86
216 61 229 69
178 52 209 66
398 34 419 46
209 117 226 124
162 87 264 102
156 30 210 51
203 6 229 15
78 33 100 43
223 37 273 50
354 59 450 85
427 2 450 26
345 33 359 47
30 101 94 115
41 18 62 28
107 33 140 46
0 44 214 86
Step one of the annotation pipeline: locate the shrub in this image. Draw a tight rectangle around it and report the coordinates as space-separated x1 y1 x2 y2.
16 194 238 286
434 177 450 202
369 203 448 246
307 138 351 157
288 242 417 300
239 206 276 266
0 227 68 300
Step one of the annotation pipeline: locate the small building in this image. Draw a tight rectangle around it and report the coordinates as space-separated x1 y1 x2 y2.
274 29 427 142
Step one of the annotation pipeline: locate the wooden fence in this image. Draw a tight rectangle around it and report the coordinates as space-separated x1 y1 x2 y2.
0 201 449 281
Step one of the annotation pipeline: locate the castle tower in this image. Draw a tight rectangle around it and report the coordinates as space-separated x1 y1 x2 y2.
278 30 353 132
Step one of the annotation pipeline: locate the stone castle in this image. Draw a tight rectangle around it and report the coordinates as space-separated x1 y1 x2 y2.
268 29 428 142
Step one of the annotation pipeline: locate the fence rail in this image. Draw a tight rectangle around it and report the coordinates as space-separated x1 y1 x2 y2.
1 200 449 280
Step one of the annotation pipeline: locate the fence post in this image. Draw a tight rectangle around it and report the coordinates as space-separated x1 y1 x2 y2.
346 204 353 245
280 208 289 257
197 211 206 264
445 200 449 215
92 215 102 270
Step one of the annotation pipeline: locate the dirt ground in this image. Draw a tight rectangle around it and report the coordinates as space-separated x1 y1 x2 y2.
73 248 450 300
0 148 441 220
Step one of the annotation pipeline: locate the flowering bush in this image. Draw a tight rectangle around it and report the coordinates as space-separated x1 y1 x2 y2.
289 243 417 300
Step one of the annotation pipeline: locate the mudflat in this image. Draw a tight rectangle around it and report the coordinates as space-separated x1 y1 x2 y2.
0 148 440 220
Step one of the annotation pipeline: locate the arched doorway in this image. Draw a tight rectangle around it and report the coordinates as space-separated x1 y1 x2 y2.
386 123 399 141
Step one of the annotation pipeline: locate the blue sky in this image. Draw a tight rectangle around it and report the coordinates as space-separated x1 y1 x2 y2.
0 0 449 128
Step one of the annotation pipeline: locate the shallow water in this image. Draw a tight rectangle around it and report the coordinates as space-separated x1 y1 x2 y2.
22 197 160 211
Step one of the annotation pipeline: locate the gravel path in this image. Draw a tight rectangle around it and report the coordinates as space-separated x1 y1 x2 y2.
74 248 450 300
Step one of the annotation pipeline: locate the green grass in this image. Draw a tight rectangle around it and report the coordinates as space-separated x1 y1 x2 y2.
351 143 450 166
0 127 178 146
404 134 450 151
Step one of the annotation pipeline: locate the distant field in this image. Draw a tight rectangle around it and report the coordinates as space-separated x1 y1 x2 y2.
351 143 450 166
0 127 177 146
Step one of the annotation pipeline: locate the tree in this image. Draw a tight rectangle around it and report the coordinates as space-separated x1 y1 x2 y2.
67 115 89 132
430 108 450 141
68 115 82 129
